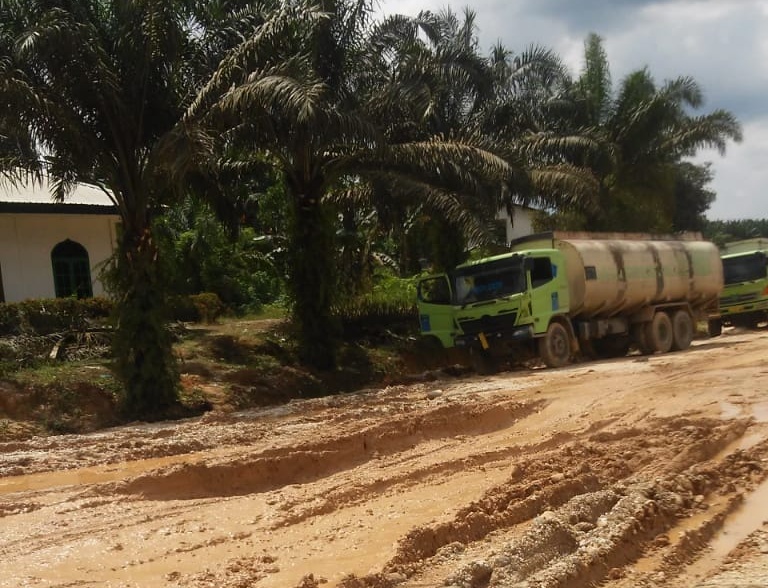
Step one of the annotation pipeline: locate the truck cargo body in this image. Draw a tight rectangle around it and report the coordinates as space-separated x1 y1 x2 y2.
714 238 768 330
417 232 723 372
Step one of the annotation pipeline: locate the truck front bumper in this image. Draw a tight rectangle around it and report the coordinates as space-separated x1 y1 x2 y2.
454 325 534 350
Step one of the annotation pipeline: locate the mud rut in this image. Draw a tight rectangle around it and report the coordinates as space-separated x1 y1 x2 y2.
2 331 768 588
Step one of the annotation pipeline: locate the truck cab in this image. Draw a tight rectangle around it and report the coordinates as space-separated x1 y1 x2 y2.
719 240 768 329
417 250 570 359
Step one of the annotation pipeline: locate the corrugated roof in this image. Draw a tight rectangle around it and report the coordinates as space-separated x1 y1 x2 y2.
0 178 114 206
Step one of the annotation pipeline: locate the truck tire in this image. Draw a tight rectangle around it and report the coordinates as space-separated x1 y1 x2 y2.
646 311 673 354
539 322 571 368
631 323 653 355
671 310 693 351
708 318 722 337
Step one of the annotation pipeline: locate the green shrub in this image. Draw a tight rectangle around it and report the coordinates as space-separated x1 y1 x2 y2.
0 297 113 336
190 293 225 324
169 293 225 323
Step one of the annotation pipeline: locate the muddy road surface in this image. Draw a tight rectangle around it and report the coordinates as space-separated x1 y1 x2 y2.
2 329 768 588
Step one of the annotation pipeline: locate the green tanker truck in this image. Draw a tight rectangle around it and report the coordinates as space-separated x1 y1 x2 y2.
709 238 768 333
417 231 723 372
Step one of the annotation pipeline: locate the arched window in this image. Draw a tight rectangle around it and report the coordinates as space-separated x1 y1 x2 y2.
51 240 93 298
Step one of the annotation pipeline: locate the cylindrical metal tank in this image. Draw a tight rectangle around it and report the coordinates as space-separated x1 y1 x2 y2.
556 236 723 318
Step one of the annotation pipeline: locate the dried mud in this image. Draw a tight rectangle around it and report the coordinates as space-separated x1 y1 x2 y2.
2 329 768 587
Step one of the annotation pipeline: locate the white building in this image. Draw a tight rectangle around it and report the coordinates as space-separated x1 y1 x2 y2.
496 204 536 245
0 180 119 303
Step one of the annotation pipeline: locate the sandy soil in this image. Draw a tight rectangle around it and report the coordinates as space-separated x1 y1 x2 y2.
2 328 768 588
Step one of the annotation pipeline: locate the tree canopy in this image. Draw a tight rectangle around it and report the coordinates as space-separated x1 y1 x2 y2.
0 3 744 415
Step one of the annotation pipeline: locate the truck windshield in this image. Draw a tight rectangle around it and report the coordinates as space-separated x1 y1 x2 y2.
453 257 526 305
723 252 767 285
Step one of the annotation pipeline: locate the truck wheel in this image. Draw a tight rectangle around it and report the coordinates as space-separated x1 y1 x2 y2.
707 319 722 337
671 310 693 351
645 311 673 354
470 348 498 375
539 322 571 368
631 323 653 355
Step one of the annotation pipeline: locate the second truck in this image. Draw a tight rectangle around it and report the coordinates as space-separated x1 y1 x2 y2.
710 237 768 333
417 231 723 372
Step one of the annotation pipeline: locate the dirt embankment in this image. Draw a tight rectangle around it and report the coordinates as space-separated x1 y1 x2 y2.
2 329 768 587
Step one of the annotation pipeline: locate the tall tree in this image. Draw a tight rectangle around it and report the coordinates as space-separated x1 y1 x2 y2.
0 0 215 417
186 1 520 368
358 8 597 271
561 33 742 232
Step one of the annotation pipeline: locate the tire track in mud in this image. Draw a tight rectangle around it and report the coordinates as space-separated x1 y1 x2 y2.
105 399 545 501
329 419 763 588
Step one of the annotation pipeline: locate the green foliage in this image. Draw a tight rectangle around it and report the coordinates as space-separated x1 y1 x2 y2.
703 219 768 247
154 199 285 312
333 271 420 340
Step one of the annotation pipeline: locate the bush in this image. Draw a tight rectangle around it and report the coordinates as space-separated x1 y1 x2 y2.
0 297 113 336
169 293 225 323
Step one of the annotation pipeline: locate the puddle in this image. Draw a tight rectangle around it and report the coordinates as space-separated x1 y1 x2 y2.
684 477 768 581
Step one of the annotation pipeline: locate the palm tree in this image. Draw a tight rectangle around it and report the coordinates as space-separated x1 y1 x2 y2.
563 33 742 231
184 0 521 369
0 0 217 417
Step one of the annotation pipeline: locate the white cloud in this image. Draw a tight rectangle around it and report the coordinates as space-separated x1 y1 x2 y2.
695 116 768 220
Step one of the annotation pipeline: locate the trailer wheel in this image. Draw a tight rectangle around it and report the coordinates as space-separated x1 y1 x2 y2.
539 322 571 368
671 310 693 351
707 318 722 337
646 311 673 354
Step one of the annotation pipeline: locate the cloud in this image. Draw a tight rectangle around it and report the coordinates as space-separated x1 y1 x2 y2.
695 116 768 220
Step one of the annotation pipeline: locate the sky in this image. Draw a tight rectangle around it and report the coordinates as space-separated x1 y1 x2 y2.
378 0 768 221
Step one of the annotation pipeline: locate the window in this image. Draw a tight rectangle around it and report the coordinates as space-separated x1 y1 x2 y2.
723 253 767 285
530 257 553 288
418 276 451 304
0 261 4 303
51 240 93 298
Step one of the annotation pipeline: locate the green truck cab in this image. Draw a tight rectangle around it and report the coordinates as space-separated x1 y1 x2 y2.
417 232 723 373
715 238 768 331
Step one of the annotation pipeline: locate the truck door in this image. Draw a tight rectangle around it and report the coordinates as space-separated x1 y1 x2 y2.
417 275 456 347
526 256 561 335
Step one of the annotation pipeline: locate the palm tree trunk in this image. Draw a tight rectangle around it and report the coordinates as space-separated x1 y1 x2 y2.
287 191 339 370
112 223 179 417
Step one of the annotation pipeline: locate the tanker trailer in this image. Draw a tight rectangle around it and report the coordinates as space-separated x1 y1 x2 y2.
416 231 723 373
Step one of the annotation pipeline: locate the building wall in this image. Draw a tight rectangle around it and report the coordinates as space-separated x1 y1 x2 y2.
496 205 535 245
0 212 118 302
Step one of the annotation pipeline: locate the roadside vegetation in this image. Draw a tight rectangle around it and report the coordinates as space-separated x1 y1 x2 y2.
0 1 743 424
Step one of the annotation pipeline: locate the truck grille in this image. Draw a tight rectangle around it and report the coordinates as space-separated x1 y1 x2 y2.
721 292 760 307
458 312 518 335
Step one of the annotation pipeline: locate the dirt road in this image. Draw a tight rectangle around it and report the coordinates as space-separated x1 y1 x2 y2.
2 329 768 588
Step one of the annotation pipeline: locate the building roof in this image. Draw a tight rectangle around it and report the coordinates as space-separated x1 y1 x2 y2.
0 178 117 215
